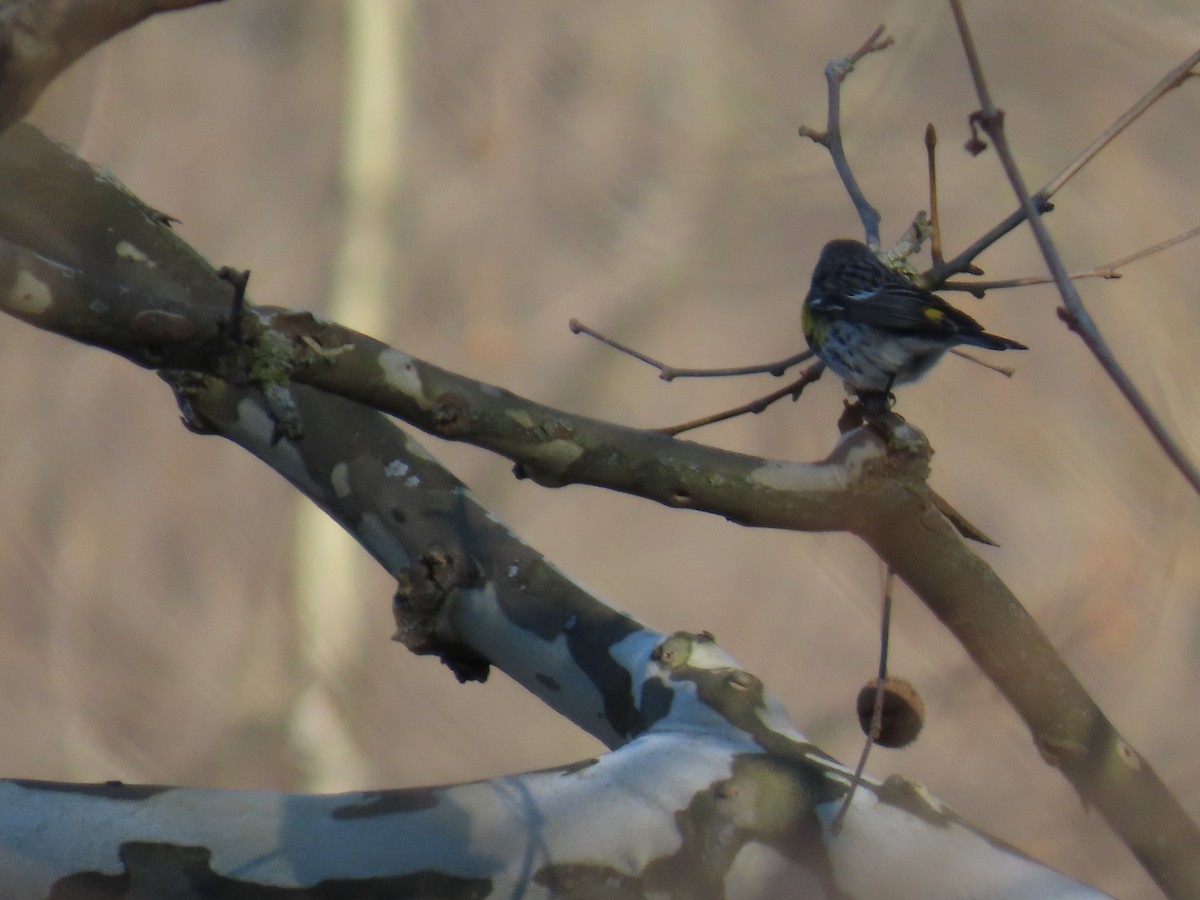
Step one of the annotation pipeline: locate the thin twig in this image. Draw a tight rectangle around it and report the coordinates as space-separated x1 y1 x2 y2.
927 43 1200 285
1041 49 1200 198
920 200 1048 287
946 348 1014 379
952 2 1200 887
943 271 1117 294
953 4 1200 502
1099 222 1200 271
798 25 894 247
941 222 1200 295
653 365 826 437
925 124 944 266
570 319 813 380
832 566 896 834
878 566 894 681
832 723 874 834
217 266 251 349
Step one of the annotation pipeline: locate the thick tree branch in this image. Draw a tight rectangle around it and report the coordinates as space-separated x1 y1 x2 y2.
950 3 1200 894
1 122 1193 896
0 0 222 132
0 655 1107 899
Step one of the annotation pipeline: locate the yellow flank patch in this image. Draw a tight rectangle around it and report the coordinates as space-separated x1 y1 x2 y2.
802 307 826 341
923 308 946 323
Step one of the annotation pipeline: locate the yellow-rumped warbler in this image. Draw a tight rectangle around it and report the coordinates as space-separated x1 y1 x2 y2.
803 239 1026 399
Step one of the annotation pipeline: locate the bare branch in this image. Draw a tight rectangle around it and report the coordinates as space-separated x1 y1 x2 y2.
1098 221 1200 271
653 365 825 437
570 318 812 380
3 120 1195 895
1041 48 1200 198
0 0 221 132
925 124 945 266
927 41 1200 284
944 347 1012 378
942 270 1117 294
798 26 894 247
950 4 1200 893
920 197 1053 287
941 222 1200 296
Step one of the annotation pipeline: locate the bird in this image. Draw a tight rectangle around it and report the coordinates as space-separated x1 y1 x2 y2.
802 238 1026 404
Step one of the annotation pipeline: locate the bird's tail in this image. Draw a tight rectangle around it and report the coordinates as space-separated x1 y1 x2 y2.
961 331 1028 352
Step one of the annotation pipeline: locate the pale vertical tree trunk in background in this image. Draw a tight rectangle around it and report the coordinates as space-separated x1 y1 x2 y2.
289 0 411 792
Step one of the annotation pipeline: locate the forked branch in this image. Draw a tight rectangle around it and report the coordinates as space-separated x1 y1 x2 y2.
926 40 1200 285
798 25 894 247
950 3 1200 894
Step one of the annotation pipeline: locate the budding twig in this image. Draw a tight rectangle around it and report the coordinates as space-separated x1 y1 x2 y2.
798 25 894 248
927 41 1200 285
925 124 945 267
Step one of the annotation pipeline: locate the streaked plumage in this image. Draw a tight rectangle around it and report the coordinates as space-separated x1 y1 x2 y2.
802 239 1026 396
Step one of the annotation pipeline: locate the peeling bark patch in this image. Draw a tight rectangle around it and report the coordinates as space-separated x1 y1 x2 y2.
114 240 154 266
638 677 674 730
7 268 51 313
393 550 480 647
526 438 583 475
330 461 352 498
332 787 442 819
1114 736 1142 771
432 392 471 436
533 863 645 898
650 633 693 671
505 408 534 429
488 561 643 738
436 640 492 683
640 754 846 899
9 778 171 801
49 841 494 899
874 774 947 827
393 551 491 682
749 459 849 493
379 348 422 396
683 664 769 738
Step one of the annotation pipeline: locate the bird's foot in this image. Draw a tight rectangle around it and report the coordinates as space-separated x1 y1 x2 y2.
840 392 907 443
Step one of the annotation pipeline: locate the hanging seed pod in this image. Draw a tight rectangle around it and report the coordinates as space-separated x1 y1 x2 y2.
856 676 925 749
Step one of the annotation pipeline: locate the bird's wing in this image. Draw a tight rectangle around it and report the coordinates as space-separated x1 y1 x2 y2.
811 282 986 336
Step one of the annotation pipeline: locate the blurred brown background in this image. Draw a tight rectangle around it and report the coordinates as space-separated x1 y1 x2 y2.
3 1 1200 896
